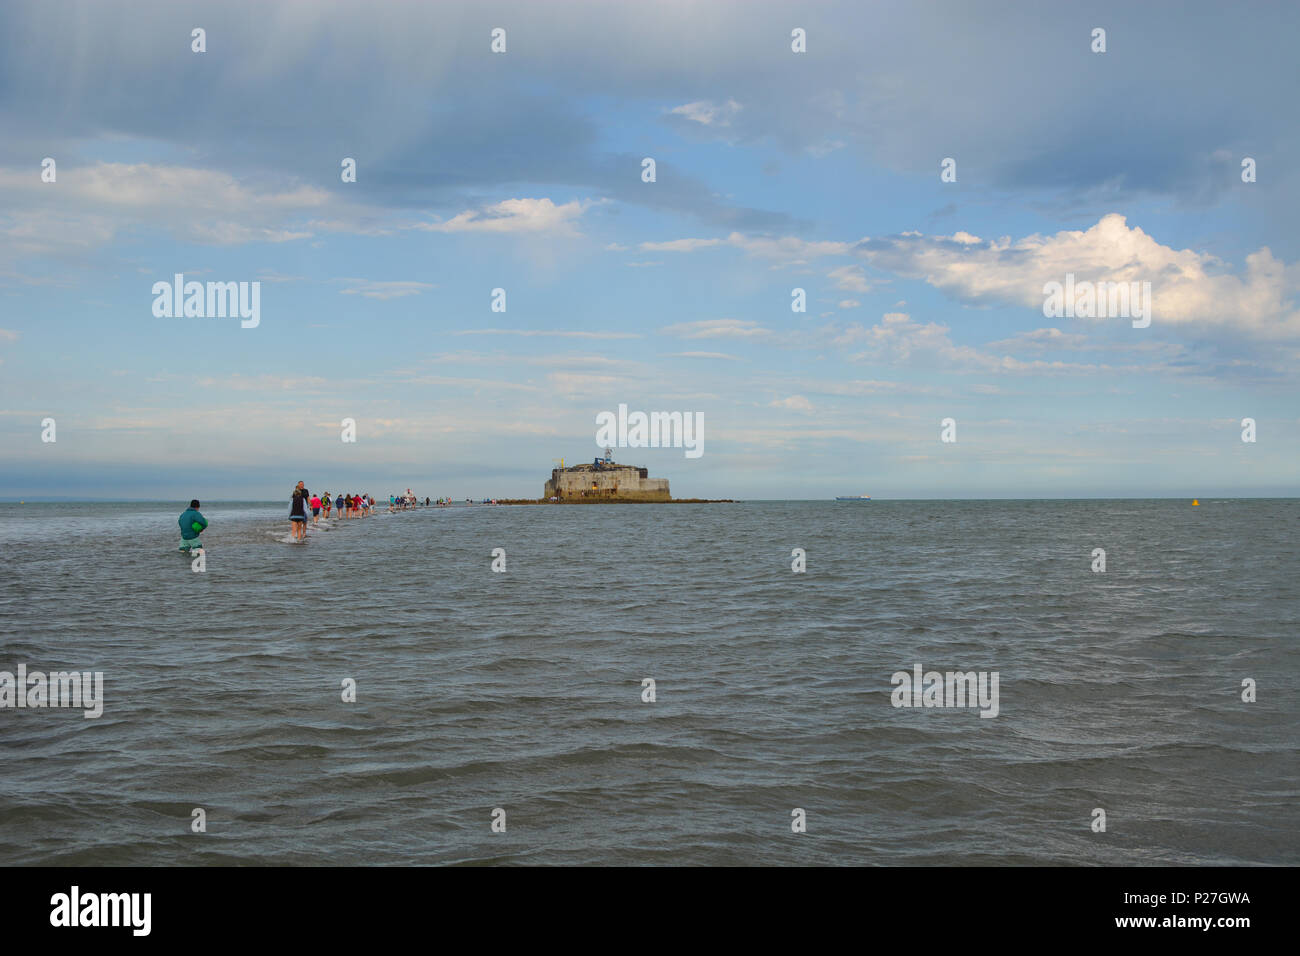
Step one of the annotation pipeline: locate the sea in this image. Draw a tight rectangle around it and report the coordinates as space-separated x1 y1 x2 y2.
0 498 1296 866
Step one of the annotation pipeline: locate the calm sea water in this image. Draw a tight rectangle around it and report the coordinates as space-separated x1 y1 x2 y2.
0 499 1296 866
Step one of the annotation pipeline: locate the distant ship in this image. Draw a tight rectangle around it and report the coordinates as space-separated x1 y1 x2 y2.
834 495 871 501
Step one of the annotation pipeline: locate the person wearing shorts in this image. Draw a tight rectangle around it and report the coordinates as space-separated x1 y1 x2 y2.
310 494 322 524
290 490 308 541
179 499 207 552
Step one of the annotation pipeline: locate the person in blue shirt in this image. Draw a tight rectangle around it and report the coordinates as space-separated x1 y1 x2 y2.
178 499 208 551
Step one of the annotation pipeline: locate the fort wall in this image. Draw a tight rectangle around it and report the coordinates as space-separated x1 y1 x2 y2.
544 464 670 501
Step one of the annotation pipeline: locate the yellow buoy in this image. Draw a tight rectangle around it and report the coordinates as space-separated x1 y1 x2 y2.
1192 499 1199 506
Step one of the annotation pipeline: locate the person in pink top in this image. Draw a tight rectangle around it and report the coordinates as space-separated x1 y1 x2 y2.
309 493 322 524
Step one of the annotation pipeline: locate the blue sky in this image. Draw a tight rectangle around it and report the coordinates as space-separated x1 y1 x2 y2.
1 0 1297 499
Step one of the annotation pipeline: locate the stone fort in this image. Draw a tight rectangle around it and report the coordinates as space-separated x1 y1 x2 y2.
544 458 670 501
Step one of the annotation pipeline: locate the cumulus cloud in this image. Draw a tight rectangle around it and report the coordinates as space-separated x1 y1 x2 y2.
853 214 1300 337
637 215 1300 338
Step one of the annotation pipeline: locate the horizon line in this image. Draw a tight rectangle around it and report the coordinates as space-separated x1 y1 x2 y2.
2 496 1295 504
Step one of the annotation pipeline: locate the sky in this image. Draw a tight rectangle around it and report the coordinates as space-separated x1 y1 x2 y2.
1 0 1297 500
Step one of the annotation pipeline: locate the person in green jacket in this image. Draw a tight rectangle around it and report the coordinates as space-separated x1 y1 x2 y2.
179 499 208 551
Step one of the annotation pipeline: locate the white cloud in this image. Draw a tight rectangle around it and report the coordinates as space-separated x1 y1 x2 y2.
455 328 640 339
669 98 743 127
854 214 1300 338
986 327 1089 351
414 197 597 237
193 373 330 393
339 280 435 300
769 395 814 411
641 231 853 264
838 299 861 309
0 269 72 287
738 234 851 262
547 372 621 395
188 223 312 244
828 264 871 292
661 319 771 339
673 351 740 360
0 162 330 250
640 237 727 252
521 353 636 371
840 312 998 370
806 139 846 157
39 163 327 212
814 378 935 396
838 311 1164 376
635 215 1300 338
394 375 542 392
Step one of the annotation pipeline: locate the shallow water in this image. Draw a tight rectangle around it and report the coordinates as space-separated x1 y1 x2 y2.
0 499 1296 865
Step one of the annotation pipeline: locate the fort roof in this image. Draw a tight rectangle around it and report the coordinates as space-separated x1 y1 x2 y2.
560 462 641 472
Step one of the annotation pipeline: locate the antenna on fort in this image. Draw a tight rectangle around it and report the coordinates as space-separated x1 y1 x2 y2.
552 457 565 472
